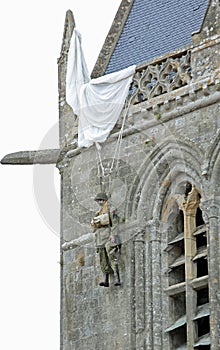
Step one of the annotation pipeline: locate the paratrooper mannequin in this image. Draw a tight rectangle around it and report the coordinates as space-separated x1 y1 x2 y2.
91 193 121 287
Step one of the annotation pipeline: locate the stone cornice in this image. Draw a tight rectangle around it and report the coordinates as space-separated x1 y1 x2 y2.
57 85 220 165
192 33 220 53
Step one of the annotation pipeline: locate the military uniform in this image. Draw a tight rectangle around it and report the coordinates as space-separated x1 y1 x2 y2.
91 193 121 287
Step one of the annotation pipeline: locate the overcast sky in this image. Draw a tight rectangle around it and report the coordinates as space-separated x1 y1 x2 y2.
0 1 121 349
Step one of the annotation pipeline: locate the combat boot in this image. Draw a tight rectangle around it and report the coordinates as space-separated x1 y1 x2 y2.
99 273 109 287
114 270 121 286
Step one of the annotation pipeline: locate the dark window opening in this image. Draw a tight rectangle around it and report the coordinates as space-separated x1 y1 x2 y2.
197 258 208 278
185 181 192 196
196 207 205 227
137 93 144 102
177 210 184 233
196 232 207 249
168 241 185 266
169 265 185 286
195 346 210 349
176 239 185 255
167 209 184 266
170 292 186 322
197 316 210 337
197 287 209 306
170 325 186 349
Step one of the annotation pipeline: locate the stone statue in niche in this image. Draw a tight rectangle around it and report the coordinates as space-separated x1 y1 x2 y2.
91 192 121 287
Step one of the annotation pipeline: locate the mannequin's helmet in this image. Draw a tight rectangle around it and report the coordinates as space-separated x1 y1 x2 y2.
94 193 108 202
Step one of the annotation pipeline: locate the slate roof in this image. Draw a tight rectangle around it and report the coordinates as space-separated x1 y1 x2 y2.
105 0 208 74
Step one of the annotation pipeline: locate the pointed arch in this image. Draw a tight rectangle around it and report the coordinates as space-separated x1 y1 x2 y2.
126 137 203 220
205 129 220 194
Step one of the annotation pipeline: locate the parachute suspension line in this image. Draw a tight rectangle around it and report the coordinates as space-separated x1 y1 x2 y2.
95 93 133 195
95 143 105 192
110 94 133 177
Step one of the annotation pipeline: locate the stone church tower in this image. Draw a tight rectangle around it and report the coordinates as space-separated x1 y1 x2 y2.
2 0 220 349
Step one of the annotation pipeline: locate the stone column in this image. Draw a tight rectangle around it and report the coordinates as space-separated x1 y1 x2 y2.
201 197 220 350
146 219 162 350
144 222 153 350
180 187 200 350
134 230 146 349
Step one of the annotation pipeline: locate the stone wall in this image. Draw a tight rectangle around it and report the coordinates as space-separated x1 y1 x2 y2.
58 3 220 349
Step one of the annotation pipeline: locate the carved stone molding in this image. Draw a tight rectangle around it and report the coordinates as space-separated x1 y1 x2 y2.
200 197 220 220
146 219 161 242
180 186 201 217
131 50 191 104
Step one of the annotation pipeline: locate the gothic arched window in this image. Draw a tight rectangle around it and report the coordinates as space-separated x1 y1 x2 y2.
164 185 210 349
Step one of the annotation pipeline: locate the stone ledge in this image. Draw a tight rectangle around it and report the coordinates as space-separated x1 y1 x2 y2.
1 149 60 165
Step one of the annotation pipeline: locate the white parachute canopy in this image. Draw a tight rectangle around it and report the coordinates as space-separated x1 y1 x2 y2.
66 28 136 148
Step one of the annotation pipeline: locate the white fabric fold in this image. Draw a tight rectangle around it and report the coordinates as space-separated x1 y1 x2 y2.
66 29 90 116
66 28 136 148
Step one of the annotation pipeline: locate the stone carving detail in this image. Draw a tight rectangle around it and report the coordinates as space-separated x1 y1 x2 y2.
130 50 191 104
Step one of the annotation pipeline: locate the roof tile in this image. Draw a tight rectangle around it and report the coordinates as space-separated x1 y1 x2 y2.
105 0 208 74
